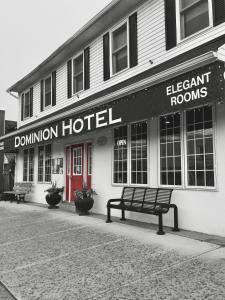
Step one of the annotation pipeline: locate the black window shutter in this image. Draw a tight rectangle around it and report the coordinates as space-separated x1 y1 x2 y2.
212 0 225 26
67 60 72 98
40 80 44 112
165 0 177 50
84 47 90 90
103 32 110 81
52 71 56 106
129 12 138 68
29 87 33 117
21 93 24 121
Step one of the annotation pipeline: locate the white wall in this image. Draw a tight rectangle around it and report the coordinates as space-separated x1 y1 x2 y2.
15 102 225 236
18 0 225 128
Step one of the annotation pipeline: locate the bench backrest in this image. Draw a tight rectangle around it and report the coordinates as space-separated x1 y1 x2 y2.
121 187 173 213
13 182 33 193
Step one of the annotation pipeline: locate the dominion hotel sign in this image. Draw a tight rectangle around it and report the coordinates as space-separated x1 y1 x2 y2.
3 61 225 151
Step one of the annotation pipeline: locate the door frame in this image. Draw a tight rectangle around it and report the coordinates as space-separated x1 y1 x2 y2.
65 141 93 202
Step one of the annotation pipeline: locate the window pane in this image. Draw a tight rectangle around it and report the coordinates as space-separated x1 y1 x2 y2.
24 92 30 118
28 148 34 182
45 77 51 107
23 149 29 181
181 0 209 38
131 121 148 184
113 125 128 184
160 113 182 186
45 144 52 182
112 24 127 51
112 47 128 74
38 146 44 182
186 106 215 187
73 54 83 93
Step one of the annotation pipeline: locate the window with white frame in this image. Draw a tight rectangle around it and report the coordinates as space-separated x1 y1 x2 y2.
73 54 83 94
113 121 148 185
24 91 31 119
159 105 215 188
131 122 148 184
111 22 128 74
44 76 52 107
113 126 128 184
38 144 52 182
186 106 214 187
73 147 82 175
23 148 34 182
87 145 92 175
160 113 182 186
177 0 212 40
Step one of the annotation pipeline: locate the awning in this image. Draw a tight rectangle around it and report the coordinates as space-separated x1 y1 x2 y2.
1 61 225 152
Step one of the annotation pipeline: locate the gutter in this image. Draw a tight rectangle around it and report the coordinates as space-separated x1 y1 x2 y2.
0 51 220 141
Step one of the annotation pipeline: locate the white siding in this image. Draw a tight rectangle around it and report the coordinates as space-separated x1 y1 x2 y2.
18 0 225 128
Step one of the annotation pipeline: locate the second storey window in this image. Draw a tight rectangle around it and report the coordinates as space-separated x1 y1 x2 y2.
178 0 211 39
73 54 84 94
21 88 33 121
40 71 56 111
112 23 128 74
44 76 52 107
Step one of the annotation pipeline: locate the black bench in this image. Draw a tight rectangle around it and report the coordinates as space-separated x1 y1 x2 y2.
106 187 179 235
3 182 33 204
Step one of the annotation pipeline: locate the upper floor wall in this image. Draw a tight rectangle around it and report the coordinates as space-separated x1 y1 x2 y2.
18 0 225 128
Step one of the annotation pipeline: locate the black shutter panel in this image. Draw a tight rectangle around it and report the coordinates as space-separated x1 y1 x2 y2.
129 12 138 68
84 47 90 90
165 0 177 50
40 80 44 112
103 32 110 81
21 93 24 121
52 71 56 106
212 0 225 26
29 87 33 117
67 60 72 98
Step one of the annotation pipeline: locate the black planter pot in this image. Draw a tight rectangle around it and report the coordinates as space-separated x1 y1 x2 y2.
74 196 94 215
45 192 61 209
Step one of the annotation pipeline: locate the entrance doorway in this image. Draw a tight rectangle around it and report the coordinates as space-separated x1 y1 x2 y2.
66 143 92 202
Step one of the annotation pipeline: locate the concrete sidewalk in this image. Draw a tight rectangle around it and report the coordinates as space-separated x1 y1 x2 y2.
0 202 225 300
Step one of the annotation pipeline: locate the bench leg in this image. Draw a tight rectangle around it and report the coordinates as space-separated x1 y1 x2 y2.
120 209 126 221
106 207 112 223
172 205 180 232
157 213 165 235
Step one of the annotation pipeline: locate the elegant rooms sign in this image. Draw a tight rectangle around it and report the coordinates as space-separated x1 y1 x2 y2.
14 108 122 148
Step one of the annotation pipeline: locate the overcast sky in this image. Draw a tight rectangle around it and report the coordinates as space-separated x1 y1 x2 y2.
0 0 112 121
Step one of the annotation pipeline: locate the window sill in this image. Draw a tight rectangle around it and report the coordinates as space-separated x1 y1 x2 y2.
176 25 213 48
110 66 129 79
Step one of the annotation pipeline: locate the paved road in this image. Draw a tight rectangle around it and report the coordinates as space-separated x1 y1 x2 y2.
0 201 225 300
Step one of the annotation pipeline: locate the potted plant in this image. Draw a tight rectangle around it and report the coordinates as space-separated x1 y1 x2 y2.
45 181 64 209
74 184 95 215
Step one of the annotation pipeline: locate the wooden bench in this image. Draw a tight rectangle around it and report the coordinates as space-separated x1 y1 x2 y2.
3 182 33 204
106 187 179 235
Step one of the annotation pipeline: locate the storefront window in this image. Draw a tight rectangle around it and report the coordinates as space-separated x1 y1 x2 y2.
23 148 34 182
113 122 148 185
113 126 128 184
160 113 182 186
186 106 214 187
131 121 148 184
87 145 92 175
38 144 52 182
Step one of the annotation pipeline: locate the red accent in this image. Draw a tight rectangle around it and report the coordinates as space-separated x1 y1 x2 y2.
87 143 92 190
65 143 92 202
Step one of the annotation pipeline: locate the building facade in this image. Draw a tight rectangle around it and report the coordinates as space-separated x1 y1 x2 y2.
1 0 225 235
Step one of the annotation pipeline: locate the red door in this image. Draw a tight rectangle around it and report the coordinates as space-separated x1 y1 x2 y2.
71 144 84 201
66 143 92 202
